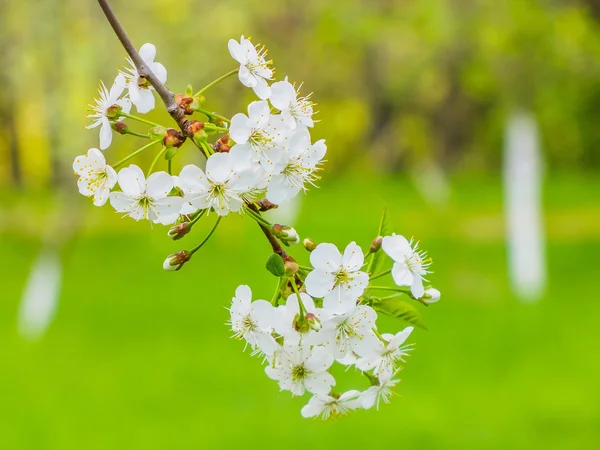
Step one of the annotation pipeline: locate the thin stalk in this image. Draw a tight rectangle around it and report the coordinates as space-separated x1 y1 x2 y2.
291 281 307 321
147 146 168 176
167 158 172 175
194 69 238 97
245 207 272 228
367 286 411 293
120 111 161 127
190 216 222 255
195 108 231 124
123 129 150 139
370 268 392 281
112 139 161 169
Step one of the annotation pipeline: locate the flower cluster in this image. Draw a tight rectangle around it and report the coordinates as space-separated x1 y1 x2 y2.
229 237 441 420
75 37 324 232
77 29 442 421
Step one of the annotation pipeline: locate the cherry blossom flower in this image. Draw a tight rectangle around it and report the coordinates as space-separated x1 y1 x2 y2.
72 148 117 206
229 101 290 172
382 234 431 298
86 74 131 150
228 285 278 357
360 372 400 410
423 287 441 304
270 78 314 129
355 327 414 377
178 153 257 216
319 305 377 363
301 390 361 420
265 343 335 396
121 43 167 114
274 293 327 345
109 165 183 225
228 36 273 100
304 242 369 314
266 127 326 205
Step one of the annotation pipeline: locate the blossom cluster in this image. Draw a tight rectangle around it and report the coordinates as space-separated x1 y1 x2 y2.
74 37 324 226
77 31 442 420
229 236 441 420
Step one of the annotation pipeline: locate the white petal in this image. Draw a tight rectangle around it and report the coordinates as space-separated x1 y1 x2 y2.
99 118 113 150
305 346 334 372
109 192 135 212
229 113 252 144
304 372 335 396
304 270 335 298
133 88 156 114
117 165 145 197
146 171 174 198
342 241 364 272
382 234 412 262
310 243 342 272
391 262 414 287
205 153 232 183
411 276 425 298
228 39 246 64
139 43 157 63
151 62 167 84
179 164 210 193
269 80 295 111
152 197 184 225
247 100 271 126
252 78 271 100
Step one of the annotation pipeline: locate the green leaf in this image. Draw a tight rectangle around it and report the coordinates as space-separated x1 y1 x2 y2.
185 84 194 97
369 207 391 274
265 253 285 277
372 297 427 329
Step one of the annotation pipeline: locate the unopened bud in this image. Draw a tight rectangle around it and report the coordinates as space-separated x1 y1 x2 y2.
213 134 233 153
303 238 317 252
258 199 278 211
149 126 168 140
112 121 129 135
423 287 441 304
272 224 300 246
163 250 191 271
305 313 321 331
370 236 383 253
175 93 195 115
105 104 123 119
163 128 186 148
186 121 208 146
284 260 299 276
168 222 192 241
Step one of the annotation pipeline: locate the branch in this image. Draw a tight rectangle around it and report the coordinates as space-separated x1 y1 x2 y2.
97 0 289 261
97 0 188 129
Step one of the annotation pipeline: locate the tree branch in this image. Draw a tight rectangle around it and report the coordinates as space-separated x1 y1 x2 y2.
97 0 289 261
97 0 188 128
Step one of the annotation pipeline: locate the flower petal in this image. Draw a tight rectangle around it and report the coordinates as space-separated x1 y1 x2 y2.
304 270 335 298
310 243 342 272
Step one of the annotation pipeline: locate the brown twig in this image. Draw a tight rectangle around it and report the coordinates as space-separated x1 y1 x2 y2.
97 0 188 131
96 0 287 260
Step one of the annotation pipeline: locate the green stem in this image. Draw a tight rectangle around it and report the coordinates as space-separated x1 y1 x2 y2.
245 207 272 228
147 146 168 176
367 286 411 293
291 280 307 321
123 129 150 139
120 111 161 127
189 209 206 226
112 139 161 169
167 158 172 175
370 268 392 281
195 108 231 124
193 68 238 97
271 279 283 306
372 327 388 344
190 216 222 255
200 141 214 158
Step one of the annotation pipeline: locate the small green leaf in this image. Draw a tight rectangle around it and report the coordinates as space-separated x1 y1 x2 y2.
266 253 285 277
372 297 427 329
370 207 391 274
185 84 194 97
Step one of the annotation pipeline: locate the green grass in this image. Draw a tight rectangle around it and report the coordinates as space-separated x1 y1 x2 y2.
1 174 599 449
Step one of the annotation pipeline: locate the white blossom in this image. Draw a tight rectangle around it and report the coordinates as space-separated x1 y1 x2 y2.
274 293 327 345
270 78 314 129
304 242 369 314
301 390 361 420
355 327 414 377
86 74 131 150
178 153 257 216
73 148 117 206
360 372 400 410
423 287 441 304
228 36 273 100
265 343 335 396
382 234 430 298
266 127 326 205
229 101 287 172
121 43 167 114
228 285 278 357
319 305 377 363
109 165 183 224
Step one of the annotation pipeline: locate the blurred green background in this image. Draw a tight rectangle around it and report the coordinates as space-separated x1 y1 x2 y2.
1 0 599 449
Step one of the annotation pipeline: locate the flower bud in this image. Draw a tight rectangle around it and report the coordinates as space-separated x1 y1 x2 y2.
370 236 383 253
423 287 441 304
167 222 191 241
105 104 124 119
149 126 168 140
163 250 191 271
175 93 195 115
284 260 299 276
305 313 321 331
163 128 186 148
303 238 317 252
186 121 208 146
111 121 129 135
213 134 233 153
293 312 310 333
272 224 300 246
258 199 278 211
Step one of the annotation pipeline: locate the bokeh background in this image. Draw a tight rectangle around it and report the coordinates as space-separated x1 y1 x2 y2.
1 0 599 448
